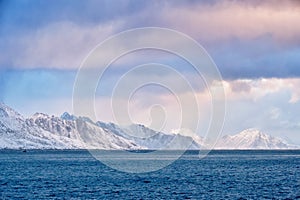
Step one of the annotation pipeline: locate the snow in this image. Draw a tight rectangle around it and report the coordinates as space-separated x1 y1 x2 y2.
171 128 205 147
0 103 298 150
60 112 76 121
94 123 200 150
215 129 299 149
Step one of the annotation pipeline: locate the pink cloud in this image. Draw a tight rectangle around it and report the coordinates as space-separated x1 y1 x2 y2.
160 0 300 44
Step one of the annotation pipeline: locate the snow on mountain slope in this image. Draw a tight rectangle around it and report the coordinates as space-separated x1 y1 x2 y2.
29 112 81 140
0 103 139 149
215 129 299 149
29 112 140 150
0 103 80 149
75 119 140 149
61 112 77 121
0 103 298 150
95 122 201 149
171 128 205 147
0 102 25 130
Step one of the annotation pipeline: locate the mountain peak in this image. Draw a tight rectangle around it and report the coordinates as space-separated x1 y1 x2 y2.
239 128 260 134
0 102 24 120
216 129 298 149
32 112 49 119
238 128 265 137
61 112 76 121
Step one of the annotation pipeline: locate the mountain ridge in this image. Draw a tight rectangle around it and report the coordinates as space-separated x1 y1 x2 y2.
0 103 298 150
215 129 299 149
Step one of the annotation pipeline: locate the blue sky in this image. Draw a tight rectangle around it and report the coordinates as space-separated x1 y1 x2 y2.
1 0 300 143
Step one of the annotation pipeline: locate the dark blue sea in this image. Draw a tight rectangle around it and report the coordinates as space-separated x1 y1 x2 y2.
0 150 299 199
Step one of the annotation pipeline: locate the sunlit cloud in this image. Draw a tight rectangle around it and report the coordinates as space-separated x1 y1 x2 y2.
1 0 299 76
222 78 300 103
160 0 300 44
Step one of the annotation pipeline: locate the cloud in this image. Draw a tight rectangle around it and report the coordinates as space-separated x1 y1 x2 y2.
222 78 300 103
1 21 122 69
1 0 300 79
269 107 280 120
230 80 251 93
0 0 149 33
160 0 300 44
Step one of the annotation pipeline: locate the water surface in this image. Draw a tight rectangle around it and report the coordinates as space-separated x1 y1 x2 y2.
0 150 299 199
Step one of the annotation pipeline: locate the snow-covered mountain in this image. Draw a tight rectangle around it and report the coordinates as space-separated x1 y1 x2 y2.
0 103 298 150
0 102 141 149
0 102 81 149
96 123 201 149
0 103 198 149
26 112 142 150
215 129 299 149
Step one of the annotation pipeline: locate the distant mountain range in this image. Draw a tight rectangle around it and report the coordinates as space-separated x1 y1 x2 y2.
0 102 298 150
215 129 298 149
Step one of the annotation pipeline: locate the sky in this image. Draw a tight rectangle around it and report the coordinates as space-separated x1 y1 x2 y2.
0 0 300 144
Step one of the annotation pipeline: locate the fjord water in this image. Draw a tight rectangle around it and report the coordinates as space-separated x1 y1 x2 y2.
0 150 299 199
